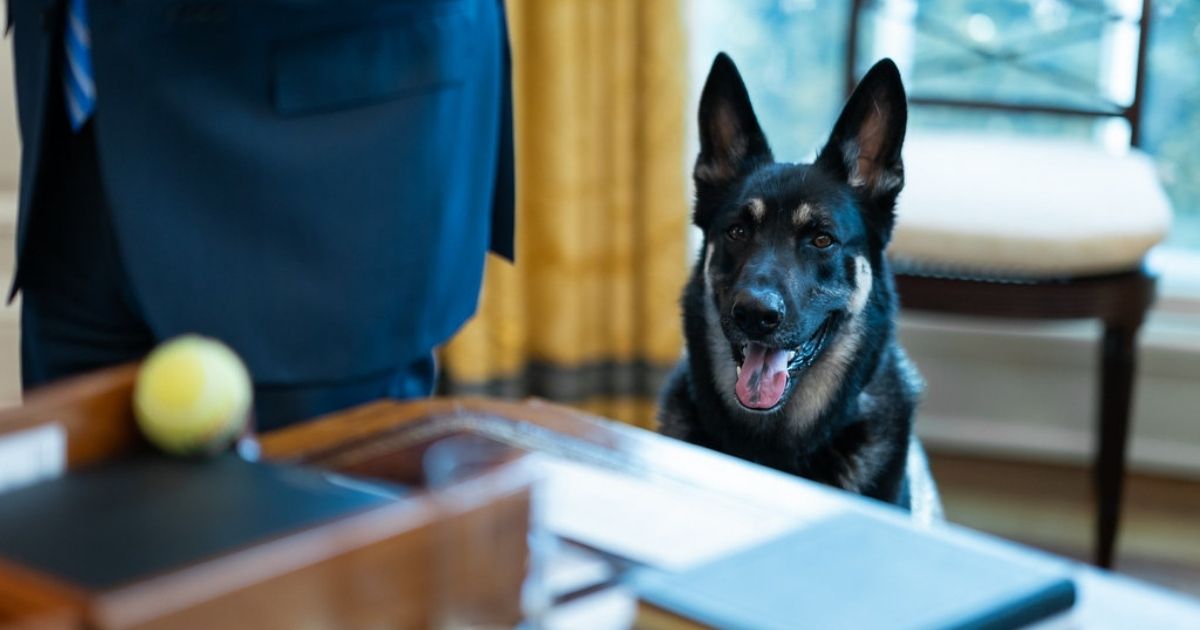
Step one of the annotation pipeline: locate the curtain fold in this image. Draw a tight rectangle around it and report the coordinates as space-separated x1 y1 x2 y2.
438 0 689 428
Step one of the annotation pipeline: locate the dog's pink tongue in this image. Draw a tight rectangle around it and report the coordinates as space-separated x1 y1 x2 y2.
735 342 790 410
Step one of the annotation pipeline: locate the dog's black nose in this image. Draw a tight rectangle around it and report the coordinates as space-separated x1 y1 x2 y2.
732 290 784 337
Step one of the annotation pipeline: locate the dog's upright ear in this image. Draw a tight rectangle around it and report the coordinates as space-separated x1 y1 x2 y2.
816 58 907 236
694 53 773 229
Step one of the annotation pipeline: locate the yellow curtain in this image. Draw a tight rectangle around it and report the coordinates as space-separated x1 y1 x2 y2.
439 0 689 429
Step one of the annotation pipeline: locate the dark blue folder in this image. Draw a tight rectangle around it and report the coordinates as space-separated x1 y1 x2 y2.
0 455 397 590
633 512 1076 630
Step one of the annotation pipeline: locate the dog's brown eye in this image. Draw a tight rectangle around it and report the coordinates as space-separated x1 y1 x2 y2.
727 224 748 241
812 233 834 249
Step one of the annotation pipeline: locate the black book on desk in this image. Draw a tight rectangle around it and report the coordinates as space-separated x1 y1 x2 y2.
0 454 400 590
632 512 1076 630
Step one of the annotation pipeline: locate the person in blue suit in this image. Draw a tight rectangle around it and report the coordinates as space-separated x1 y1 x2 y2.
7 0 514 430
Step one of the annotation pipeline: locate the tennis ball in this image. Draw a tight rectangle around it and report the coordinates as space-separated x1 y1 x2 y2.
134 335 253 457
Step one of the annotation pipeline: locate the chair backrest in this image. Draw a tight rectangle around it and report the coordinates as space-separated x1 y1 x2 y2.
845 0 1153 147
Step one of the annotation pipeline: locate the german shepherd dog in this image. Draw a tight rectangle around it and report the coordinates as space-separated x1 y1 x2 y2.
658 54 924 507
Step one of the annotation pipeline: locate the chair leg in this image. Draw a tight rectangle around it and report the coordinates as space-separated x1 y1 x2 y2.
1094 322 1140 569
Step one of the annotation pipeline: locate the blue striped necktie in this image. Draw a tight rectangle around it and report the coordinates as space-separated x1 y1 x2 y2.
63 0 96 131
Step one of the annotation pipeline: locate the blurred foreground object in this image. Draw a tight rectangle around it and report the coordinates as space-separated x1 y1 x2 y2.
0 366 532 629
0 367 1198 627
134 335 251 457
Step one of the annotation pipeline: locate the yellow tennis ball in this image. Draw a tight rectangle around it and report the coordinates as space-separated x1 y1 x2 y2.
134 335 253 457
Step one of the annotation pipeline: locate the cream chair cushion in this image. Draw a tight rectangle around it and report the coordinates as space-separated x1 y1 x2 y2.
891 133 1172 278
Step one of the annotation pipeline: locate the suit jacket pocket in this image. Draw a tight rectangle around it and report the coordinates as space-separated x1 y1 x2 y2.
271 6 471 116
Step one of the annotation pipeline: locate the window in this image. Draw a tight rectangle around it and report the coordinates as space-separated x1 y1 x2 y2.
688 0 1200 248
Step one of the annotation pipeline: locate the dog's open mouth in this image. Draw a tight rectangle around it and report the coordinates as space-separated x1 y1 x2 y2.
732 315 838 411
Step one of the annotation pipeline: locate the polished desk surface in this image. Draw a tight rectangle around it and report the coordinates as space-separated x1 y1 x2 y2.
1 368 1198 629
260 397 1200 629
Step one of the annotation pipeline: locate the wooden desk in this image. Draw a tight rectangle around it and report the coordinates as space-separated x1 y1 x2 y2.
0 369 535 629
259 397 1200 629
1 366 1198 628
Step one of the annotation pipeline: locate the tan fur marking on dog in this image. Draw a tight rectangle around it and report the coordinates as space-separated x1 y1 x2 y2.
793 203 815 227
703 243 744 411
747 198 766 223
785 255 874 429
848 256 873 314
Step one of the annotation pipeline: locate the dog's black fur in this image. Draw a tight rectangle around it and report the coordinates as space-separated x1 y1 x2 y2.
658 54 923 507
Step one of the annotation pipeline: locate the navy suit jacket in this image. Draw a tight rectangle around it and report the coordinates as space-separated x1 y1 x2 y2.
7 0 514 382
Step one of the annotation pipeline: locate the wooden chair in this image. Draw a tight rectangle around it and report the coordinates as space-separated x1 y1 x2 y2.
846 0 1170 568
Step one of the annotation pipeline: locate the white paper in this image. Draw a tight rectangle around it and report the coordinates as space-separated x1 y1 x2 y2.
0 423 66 494
531 455 840 570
